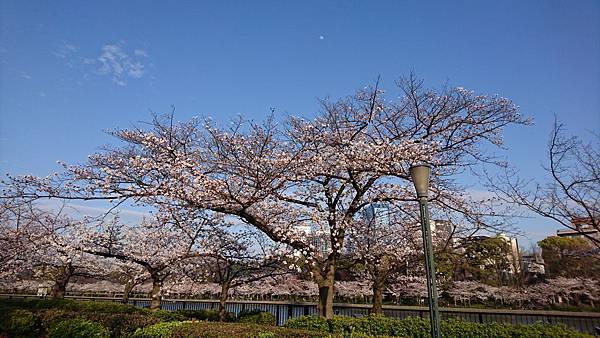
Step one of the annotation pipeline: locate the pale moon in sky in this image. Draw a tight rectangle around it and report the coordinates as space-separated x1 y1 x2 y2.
319 35 325 40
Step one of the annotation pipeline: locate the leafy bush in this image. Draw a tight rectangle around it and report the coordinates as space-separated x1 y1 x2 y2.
47 318 110 338
284 315 329 332
37 308 160 338
439 318 595 338
1 298 160 337
150 310 187 322
256 332 277 338
510 322 595 338
284 315 595 338
324 315 429 337
1 309 40 338
176 309 217 321
170 321 330 338
132 321 191 338
83 312 161 338
175 309 235 322
0 298 146 314
385 316 430 337
237 309 276 326
36 308 76 328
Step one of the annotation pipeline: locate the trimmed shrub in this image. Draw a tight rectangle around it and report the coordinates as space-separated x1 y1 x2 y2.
37 309 76 328
385 316 429 338
237 309 276 326
47 318 110 338
176 309 217 321
0 298 147 314
175 309 235 322
324 315 429 337
284 315 329 332
284 315 595 338
1 299 160 337
170 321 331 338
132 321 191 338
1 309 40 338
256 332 277 338
83 312 161 338
37 309 161 338
150 310 187 322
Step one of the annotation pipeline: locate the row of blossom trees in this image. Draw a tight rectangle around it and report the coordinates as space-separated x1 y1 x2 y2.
3 274 597 310
0 199 285 318
2 75 531 318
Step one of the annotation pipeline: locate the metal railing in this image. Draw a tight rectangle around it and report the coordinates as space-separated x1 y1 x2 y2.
2 294 599 334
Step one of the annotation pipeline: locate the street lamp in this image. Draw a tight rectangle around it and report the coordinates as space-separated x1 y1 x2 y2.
409 164 441 338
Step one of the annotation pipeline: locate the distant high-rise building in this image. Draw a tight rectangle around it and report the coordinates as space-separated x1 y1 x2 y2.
310 229 330 256
343 203 391 255
363 203 390 228
361 202 391 248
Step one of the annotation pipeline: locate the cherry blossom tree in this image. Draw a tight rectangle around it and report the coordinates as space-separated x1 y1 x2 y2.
180 227 285 321
0 199 35 279
2 75 529 318
389 276 429 305
1 201 109 298
346 205 417 314
448 281 494 306
335 280 372 303
80 208 217 310
109 260 149 303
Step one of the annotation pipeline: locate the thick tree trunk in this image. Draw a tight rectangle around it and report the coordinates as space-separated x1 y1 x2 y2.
218 282 231 322
122 279 134 304
50 264 74 299
50 279 68 299
314 263 336 319
372 278 385 315
150 278 162 311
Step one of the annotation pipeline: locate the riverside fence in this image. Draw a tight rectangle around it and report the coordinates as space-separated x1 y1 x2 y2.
2 294 600 334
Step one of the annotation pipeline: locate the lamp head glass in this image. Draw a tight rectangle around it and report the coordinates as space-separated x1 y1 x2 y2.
409 164 431 198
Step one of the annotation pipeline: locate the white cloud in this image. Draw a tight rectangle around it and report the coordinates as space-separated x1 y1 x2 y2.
128 62 144 78
96 44 147 85
20 72 32 80
53 42 77 59
134 49 148 57
52 42 150 86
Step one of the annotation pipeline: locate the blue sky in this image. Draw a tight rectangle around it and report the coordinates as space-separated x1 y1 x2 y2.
1 1 599 247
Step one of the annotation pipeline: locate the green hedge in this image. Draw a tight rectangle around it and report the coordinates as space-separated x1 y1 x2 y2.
0 309 40 338
0 310 156 338
171 321 329 338
4 298 593 338
284 315 595 338
0 299 160 338
0 298 147 314
150 310 188 322
175 309 235 322
38 309 161 338
237 309 277 326
133 321 329 338
47 318 110 338
284 315 329 332
132 321 191 338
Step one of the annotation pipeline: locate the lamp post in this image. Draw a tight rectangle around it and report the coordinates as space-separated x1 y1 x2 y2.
409 164 441 338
